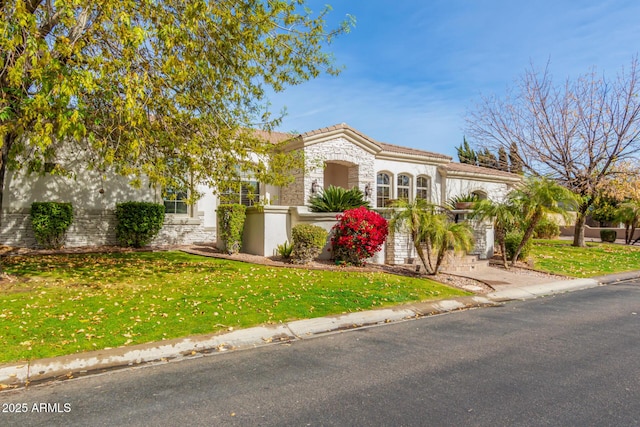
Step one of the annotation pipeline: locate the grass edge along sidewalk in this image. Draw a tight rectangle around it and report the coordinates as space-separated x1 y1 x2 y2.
530 239 640 277
0 251 468 365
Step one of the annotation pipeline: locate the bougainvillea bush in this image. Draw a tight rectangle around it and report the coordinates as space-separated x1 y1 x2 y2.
331 206 388 266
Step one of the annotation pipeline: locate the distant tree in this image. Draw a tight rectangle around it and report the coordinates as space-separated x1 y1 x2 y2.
456 137 478 165
497 147 509 172
508 142 524 175
466 60 640 247
615 201 640 245
477 148 498 169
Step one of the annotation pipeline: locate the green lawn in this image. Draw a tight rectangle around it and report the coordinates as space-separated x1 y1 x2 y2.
0 251 468 363
531 239 640 277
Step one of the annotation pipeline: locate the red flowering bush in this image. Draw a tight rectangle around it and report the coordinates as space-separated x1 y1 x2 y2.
330 206 388 266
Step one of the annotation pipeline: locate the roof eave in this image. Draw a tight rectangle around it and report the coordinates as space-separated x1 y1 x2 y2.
377 151 451 165
439 167 523 183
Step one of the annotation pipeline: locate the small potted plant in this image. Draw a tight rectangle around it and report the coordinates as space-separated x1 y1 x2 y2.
449 193 480 210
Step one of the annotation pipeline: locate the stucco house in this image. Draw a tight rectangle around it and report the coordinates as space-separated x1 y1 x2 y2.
1 123 521 264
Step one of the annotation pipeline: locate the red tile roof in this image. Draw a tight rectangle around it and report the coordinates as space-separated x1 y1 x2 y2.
377 141 451 160
442 162 521 179
251 129 296 144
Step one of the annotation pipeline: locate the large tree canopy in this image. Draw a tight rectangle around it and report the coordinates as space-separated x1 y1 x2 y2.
466 59 640 246
0 0 352 206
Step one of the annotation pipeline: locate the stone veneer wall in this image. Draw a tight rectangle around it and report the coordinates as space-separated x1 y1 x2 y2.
385 229 413 265
278 168 305 206
300 137 376 206
0 209 216 248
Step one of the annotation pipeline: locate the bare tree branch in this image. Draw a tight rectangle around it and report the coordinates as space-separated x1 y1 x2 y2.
466 58 640 246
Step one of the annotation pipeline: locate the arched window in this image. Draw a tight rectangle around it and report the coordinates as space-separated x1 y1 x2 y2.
416 176 431 201
377 172 391 207
397 174 411 201
472 190 488 200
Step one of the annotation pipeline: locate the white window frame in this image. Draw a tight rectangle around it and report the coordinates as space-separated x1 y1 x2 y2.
416 175 431 201
397 173 411 201
377 172 392 207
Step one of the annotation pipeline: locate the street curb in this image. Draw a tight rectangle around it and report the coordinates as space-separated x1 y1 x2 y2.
1 274 638 389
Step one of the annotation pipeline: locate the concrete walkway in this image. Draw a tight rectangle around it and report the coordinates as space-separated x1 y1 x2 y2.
1 267 639 389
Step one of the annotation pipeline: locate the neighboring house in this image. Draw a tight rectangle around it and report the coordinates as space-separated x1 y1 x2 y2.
0 123 521 263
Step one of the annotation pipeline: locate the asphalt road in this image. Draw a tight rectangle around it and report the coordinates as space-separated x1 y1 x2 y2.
1 282 639 427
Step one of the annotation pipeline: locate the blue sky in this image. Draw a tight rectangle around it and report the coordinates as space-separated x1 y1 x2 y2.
268 0 640 158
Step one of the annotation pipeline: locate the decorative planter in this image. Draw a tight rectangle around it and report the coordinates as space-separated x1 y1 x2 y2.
455 202 475 210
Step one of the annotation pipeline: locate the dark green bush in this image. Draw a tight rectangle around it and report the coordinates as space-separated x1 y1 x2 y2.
533 217 560 239
217 204 247 254
504 231 532 261
115 202 165 247
291 224 327 264
308 185 370 212
600 229 617 243
30 202 74 249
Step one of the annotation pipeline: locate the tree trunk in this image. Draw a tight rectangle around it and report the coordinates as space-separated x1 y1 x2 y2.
0 132 14 275
434 245 447 275
414 241 433 275
412 231 434 275
495 226 509 270
572 203 590 247
511 210 542 266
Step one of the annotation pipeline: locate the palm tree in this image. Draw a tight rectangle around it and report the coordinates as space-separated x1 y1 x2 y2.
390 199 476 275
509 177 577 265
432 216 475 274
615 200 640 244
389 198 438 274
472 197 522 269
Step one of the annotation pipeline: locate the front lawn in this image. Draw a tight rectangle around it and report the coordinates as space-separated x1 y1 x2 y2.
531 239 640 277
0 251 468 363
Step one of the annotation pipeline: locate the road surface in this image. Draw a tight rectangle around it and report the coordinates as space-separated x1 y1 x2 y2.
1 282 638 426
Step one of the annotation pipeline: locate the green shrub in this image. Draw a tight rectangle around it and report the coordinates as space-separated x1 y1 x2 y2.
276 241 294 259
600 229 617 243
533 217 560 239
115 202 165 248
217 204 247 254
308 185 370 212
30 202 74 249
504 231 532 261
291 224 327 264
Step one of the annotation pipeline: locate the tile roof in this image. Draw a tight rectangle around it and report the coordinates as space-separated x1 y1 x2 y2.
251 129 296 144
377 141 451 160
298 123 452 160
299 123 380 145
442 162 521 179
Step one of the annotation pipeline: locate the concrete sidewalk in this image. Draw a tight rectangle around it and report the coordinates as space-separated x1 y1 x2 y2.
1 268 639 389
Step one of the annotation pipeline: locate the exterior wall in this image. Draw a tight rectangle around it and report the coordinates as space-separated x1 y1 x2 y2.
4 167 159 212
2 168 216 248
468 217 494 259
385 227 413 265
443 177 510 204
278 169 305 206
302 137 376 206
373 159 441 206
241 206 291 257
1 209 215 248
